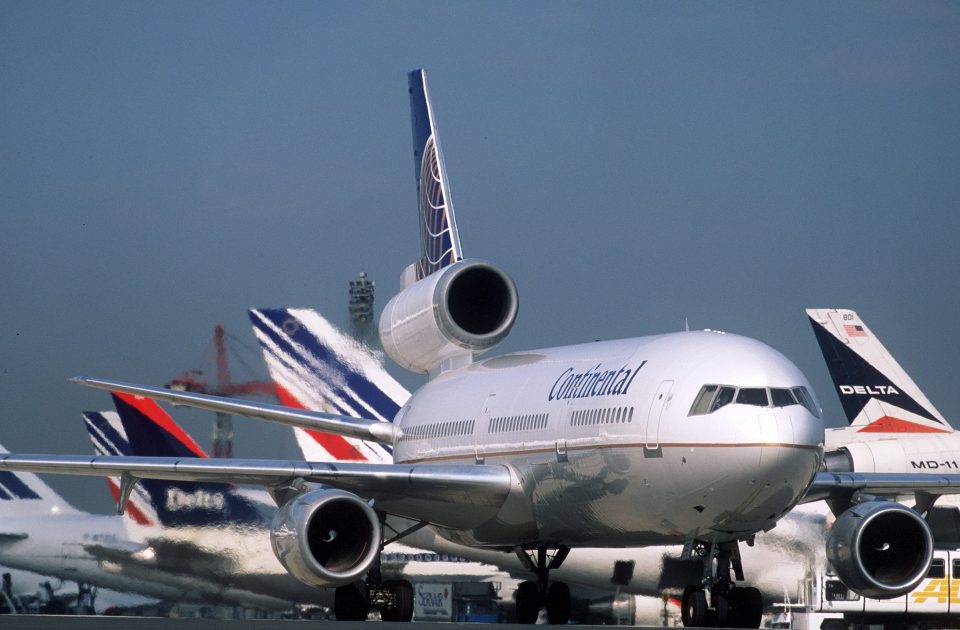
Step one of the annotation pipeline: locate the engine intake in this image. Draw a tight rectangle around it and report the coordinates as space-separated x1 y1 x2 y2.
380 259 519 373
826 500 933 599
271 489 381 588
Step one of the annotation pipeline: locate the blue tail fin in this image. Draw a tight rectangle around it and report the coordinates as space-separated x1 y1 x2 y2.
85 392 270 528
0 442 79 516
249 307 410 463
409 68 463 280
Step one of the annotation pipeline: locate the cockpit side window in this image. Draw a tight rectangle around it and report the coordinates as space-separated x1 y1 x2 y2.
736 388 768 407
688 385 719 416
792 386 821 418
770 388 798 408
710 386 736 412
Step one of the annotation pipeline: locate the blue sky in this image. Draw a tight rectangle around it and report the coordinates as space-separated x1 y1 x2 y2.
1 2 958 513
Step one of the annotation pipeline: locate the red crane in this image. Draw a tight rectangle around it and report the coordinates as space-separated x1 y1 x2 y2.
165 324 277 457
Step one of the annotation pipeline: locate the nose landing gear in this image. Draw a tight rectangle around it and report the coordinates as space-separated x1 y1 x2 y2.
680 540 763 628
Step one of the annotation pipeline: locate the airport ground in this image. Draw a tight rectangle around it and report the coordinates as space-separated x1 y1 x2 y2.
0 620 688 630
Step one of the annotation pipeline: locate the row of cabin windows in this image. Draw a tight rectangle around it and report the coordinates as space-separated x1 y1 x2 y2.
488 413 549 433
570 406 635 427
926 557 960 579
400 419 475 442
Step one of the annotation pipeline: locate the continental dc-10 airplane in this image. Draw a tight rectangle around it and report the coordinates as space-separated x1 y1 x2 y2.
4 70 960 626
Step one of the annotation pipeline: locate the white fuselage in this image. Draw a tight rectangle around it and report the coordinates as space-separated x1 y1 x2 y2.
393 331 824 548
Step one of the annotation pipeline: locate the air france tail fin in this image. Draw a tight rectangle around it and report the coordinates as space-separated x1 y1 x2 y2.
249 308 410 464
806 308 951 434
82 410 160 526
409 68 463 281
84 392 269 528
0 442 79 517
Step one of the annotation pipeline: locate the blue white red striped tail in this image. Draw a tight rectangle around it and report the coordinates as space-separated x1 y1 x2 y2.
84 392 271 528
409 68 463 280
82 409 160 527
249 308 411 464
0 442 79 516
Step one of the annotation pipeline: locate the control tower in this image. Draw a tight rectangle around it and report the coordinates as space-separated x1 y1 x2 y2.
348 271 376 346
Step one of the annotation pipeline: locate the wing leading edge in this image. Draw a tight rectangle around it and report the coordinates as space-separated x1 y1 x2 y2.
71 376 396 445
0 454 514 531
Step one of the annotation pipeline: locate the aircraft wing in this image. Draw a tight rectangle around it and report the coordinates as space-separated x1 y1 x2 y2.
71 377 396 445
0 455 514 530
802 471 960 510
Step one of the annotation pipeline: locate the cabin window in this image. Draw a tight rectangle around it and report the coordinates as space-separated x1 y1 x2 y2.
770 388 798 408
928 558 945 579
792 386 821 418
689 385 719 415
710 386 736 412
736 388 769 407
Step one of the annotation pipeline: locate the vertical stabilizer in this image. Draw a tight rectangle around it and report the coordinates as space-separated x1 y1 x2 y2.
806 308 950 433
249 308 410 463
84 393 269 528
0 443 79 517
409 68 463 280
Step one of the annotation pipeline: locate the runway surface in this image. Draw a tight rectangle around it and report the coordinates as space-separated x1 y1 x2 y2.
0 618 695 630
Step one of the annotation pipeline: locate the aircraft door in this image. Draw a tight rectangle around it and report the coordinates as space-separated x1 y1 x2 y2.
645 380 674 449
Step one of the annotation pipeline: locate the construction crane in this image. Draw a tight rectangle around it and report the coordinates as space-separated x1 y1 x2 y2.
165 324 277 458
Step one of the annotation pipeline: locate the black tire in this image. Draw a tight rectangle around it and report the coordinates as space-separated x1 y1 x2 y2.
546 581 571 625
821 620 846 630
516 580 540 624
380 580 398 622
728 586 762 628
682 586 708 628
390 580 414 622
334 582 369 621
713 592 729 627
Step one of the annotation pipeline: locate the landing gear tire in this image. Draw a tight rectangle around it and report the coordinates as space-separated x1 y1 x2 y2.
546 581 571 625
334 582 369 621
380 579 414 622
516 580 540 624
712 592 729 627
682 586 708 627
728 586 762 628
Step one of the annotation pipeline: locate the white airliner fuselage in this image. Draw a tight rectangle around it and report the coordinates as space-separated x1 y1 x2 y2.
392 331 824 548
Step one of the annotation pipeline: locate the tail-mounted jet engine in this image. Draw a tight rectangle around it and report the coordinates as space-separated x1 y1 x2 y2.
826 500 933 599
380 259 519 374
271 489 381 588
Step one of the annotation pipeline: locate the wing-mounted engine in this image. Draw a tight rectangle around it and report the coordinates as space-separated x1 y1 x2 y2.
379 259 519 374
826 500 933 599
271 488 381 588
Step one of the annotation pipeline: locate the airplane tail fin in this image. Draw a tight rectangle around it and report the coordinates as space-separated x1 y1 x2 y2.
249 308 410 464
806 308 951 433
82 409 160 526
0 442 79 517
83 392 267 527
409 68 463 281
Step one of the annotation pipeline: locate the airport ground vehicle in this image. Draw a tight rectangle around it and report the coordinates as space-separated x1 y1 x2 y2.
774 549 960 630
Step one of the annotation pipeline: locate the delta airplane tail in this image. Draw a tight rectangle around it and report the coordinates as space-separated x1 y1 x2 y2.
0 443 79 518
409 68 462 281
249 307 408 463
806 308 951 434
84 392 268 527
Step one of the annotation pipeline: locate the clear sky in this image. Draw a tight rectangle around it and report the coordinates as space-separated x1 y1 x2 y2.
1 2 958 514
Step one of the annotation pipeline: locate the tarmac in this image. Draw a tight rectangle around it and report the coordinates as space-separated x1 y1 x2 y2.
0 618 699 630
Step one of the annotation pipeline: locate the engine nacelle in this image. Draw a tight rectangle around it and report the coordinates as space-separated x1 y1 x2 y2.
271 489 381 588
379 259 519 374
826 500 933 599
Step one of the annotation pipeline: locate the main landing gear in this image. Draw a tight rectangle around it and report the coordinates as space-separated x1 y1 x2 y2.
514 545 572 624
680 541 763 628
333 516 421 622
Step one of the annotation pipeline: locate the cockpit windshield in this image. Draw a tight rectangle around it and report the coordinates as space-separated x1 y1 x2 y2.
689 384 820 417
